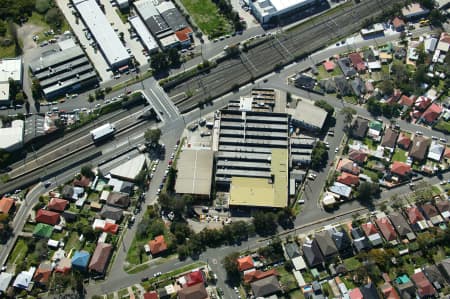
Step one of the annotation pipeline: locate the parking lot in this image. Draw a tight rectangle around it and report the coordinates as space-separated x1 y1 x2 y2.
101 0 148 67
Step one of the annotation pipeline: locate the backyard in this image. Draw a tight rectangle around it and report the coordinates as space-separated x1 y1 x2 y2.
316 64 343 80
392 147 408 162
180 0 232 38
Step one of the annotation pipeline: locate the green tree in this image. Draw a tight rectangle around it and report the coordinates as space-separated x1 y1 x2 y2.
367 97 382 116
356 182 380 202
45 8 63 27
150 52 169 72
340 107 356 129
253 211 277 236
168 47 181 66
144 128 161 144
223 252 240 282
379 79 394 96
314 99 335 116
15 91 25 104
88 93 95 102
35 0 51 14
0 21 6 36
148 220 165 237
80 165 94 179
311 141 328 170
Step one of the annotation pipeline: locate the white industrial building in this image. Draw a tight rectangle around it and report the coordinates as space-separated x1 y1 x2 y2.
0 119 24 151
129 16 159 54
74 0 130 69
0 57 23 84
250 0 316 24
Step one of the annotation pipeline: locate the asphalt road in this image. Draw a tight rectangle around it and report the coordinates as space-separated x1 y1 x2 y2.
167 0 405 112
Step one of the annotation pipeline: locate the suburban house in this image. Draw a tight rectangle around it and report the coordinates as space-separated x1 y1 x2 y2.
177 283 208 299
367 120 383 141
411 271 437 298
392 17 405 31
184 270 204 287
423 265 446 291
315 231 338 259
0 197 14 221
421 203 444 225
106 192 130 208
438 258 450 283
397 133 411 150
337 172 360 186
71 251 90 271
436 201 450 221
388 212 414 240
330 228 353 258
420 103 442 124
394 274 416 298
380 282 400 299
381 128 399 151
33 262 52 286
337 57 357 77
375 217 398 242
428 141 445 162
348 52 366 72
390 161 412 179
250 275 282 298
284 242 301 259
351 117 369 139
348 149 368 165
149 235 168 256
33 223 53 238
302 239 324 268
89 243 112 274
244 269 278 283
35 209 60 226
99 206 123 221
47 198 69 212
237 256 254 272
409 135 431 161
405 206 428 231
361 222 383 246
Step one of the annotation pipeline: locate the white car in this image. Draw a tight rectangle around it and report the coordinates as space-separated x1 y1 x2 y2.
234 287 239 293
335 147 339 153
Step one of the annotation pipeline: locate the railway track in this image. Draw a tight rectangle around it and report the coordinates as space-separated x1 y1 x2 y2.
171 0 404 112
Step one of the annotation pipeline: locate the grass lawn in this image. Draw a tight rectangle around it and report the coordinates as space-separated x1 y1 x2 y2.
363 168 380 182
29 12 70 42
434 119 450 134
276 266 297 292
288 289 305 299
363 137 378 150
0 44 16 59
66 231 82 251
7 238 28 267
392 148 408 162
316 64 342 79
432 185 442 196
179 0 232 37
343 256 362 271
125 237 149 267
340 276 356 289
343 96 358 104
118 288 129 298
303 271 314 283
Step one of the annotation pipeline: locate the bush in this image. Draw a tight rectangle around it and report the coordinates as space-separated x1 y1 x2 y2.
35 0 51 14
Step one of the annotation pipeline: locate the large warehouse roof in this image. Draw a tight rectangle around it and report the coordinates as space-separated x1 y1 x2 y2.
74 0 130 68
110 154 147 182
0 120 24 151
29 44 85 73
129 16 159 53
289 100 328 130
251 0 315 22
229 149 288 208
175 149 214 197
0 58 22 83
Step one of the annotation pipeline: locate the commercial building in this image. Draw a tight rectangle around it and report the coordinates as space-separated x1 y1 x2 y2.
216 109 289 209
109 154 147 182
0 57 23 105
0 119 24 151
401 3 430 20
175 149 214 199
134 0 191 49
74 0 131 69
29 43 98 100
250 0 318 24
287 100 328 131
129 16 159 54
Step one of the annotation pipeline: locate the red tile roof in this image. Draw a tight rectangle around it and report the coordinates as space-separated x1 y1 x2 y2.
349 287 363 299
361 222 378 237
237 255 254 271
348 149 367 164
421 103 442 123
445 147 450 159
143 291 159 299
348 53 366 72
337 172 360 186
337 158 360 175
89 243 113 273
243 269 278 283
381 282 400 299
149 235 168 255
185 270 204 287
392 17 405 28
175 27 193 42
33 266 52 284
47 198 68 212
376 217 397 241
323 60 335 71
421 203 439 218
411 271 436 298
0 197 14 215
398 95 414 107
36 209 60 225
103 222 119 234
397 133 411 149
406 206 424 224
390 161 412 176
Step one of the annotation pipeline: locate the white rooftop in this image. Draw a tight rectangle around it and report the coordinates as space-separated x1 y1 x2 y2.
110 154 147 181
0 119 24 151
0 58 22 83
428 141 444 161
0 272 13 292
129 16 159 53
74 0 130 67
58 38 76 51
0 83 9 102
13 267 36 289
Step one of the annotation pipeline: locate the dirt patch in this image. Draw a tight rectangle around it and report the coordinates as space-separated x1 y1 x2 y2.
17 23 45 50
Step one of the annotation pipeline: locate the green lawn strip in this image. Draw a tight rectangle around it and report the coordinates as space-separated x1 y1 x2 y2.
110 70 153 93
343 256 362 271
125 237 149 267
434 119 450 134
392 148 407 162
126 263 150 274
65 231 82 251
117 288 129 298
362 168 380 182
432 185 442 196
275 266 298 292
179 0 231 37
340 277 356 289
141 261 206 289
363 137 378 150
7 238 28 267
343 96 358 104
288 289 305 299
0 44 16 59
